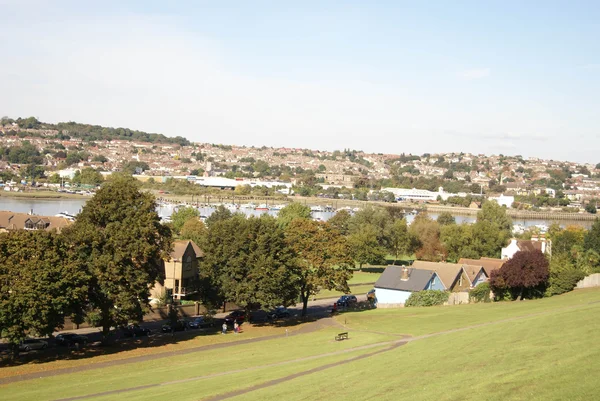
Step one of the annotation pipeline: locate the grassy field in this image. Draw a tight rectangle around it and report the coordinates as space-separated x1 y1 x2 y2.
315 284 375 300
2 289 599 401
347 271 381 285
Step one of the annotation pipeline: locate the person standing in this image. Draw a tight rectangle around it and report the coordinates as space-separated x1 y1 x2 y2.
233 320 239 334
222 321 227 334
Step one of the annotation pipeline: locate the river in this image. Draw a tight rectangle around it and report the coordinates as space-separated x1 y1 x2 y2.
0 197 592 230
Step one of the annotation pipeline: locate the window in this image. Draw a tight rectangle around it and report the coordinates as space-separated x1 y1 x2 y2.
25 220 35 230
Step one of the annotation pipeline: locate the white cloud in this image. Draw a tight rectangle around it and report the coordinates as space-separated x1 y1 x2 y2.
460 68 491 80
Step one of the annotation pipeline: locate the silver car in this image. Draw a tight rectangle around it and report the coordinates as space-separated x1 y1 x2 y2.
19 338 48 352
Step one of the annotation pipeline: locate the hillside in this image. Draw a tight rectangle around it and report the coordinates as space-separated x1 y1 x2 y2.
0 116 190 146
2 288 599 401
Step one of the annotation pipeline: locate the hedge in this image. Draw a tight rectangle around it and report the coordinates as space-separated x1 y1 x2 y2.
405 290 449 307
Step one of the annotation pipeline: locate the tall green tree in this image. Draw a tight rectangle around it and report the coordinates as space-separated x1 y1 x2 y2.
327 209 352 235
409 214 447 262
387 218 413 262
204 205 233 228
471 201 512 258
584 218 600 255
436 212 456 226
180 218 208 247
170 206 200 234
201 215 299 313
348 224 387 269
441 223 479 262
277 203 311 228
0 231 88 357
63 174 172 341
72 167 103 186
285 219 353 316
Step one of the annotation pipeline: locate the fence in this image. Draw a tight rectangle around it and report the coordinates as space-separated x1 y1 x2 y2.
576 273 600 289
446 292 470 305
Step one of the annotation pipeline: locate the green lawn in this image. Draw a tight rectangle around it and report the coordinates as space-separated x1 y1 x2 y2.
315 284 374 300
347 271 381 285
2 289 600 401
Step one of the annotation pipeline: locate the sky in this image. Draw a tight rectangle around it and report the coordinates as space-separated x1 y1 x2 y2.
1 1 599 163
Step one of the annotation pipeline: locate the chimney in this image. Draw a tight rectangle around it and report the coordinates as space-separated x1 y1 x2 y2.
531 235 538 242
401 266 409 281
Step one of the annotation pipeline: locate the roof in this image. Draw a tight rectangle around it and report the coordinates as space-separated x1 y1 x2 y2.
462 264 485 283
458 257 505 277
0 211 73 233
375 266 436 292
170 240 203 261
516 240 543 253
411 260 463 289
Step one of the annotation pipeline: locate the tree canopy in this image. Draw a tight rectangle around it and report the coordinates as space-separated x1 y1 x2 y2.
490 250 549 300
63 174 172 341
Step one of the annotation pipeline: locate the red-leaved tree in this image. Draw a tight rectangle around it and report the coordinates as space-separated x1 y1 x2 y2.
490 250 549 300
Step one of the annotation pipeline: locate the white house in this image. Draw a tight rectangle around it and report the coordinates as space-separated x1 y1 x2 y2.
374 266 444 307
501 236 551 259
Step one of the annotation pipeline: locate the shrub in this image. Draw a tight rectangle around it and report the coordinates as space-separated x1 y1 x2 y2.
469 282 491 303
545 269 586 296
405 290 449 307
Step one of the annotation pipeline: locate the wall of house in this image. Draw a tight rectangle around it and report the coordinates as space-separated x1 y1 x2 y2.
473 271 488 286
375 287 412 305
501 241 520 259
451 271 472 292
426 274 445 291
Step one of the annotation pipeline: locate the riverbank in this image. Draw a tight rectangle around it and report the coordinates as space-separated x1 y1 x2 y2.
0 191 91 200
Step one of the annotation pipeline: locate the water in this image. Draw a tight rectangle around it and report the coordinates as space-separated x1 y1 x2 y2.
0 197 590 229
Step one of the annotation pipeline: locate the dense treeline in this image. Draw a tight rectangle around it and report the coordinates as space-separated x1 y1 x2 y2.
1 117 190 145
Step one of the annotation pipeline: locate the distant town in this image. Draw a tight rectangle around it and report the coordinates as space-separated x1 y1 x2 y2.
1 116 599 215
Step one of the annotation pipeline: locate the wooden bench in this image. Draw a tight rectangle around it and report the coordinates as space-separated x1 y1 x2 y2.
335 332 349 341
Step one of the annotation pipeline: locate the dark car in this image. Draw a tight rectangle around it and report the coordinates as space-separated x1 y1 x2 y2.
19 338 48 352
337 295 358 307
55 333 88 346
224 310 246 324
188 316 214 329
121 324 152 338
268 306 291 320
162 319 188 333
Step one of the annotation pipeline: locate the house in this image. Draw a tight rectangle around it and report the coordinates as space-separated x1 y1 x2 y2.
488 194 515 208
411 261 471 292
0 211 73 233
150 240 203 303
374 266 444 307
458 257 506 281
501 235 551 260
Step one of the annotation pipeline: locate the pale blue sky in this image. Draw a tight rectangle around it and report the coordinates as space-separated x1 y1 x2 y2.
1 1 599 162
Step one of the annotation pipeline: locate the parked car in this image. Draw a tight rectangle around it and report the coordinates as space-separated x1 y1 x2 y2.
19 338 48 352
268 306 291 320
188 316 214 329
162 319 188 333
337 295 358 307
55 333 88 347
224 310 246 324
121 324 152 338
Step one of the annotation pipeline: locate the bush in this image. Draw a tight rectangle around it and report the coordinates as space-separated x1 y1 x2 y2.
469 282 491 303
545 269 586 297
405 290 449 307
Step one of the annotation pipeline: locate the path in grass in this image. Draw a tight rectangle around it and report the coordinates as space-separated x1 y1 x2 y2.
0 317 335 385
46 299 598 401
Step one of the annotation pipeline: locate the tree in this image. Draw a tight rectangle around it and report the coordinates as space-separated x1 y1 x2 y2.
327 209 352 235
0 231 87 357
63 174 172 341
348 224 387 269
277 203 311 228
170 206 200 234
204 205 233 228
471 201 512 258
285 219 353 316
489 250 549 301
441 223 479 262
387 218 412 262
122 161 150 175
545 253 586 296
409 214 447 262
72 167 103 186
585 203 597 214
349 205 393 249
436 212 455 226
583 218 600 255
92 155 108 163
201 215 299 314
180 218 208 247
